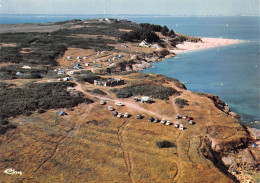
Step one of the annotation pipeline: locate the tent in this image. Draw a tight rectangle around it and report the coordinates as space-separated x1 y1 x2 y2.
58 110 66 116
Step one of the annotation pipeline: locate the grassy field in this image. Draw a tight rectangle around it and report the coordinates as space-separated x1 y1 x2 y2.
0 73 248 183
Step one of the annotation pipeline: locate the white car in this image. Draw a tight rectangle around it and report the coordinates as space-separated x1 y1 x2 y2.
108 106 114 111
115 102 124 106
117 113 122 118
160 119 166 124
166 121 172 125
124 112 129 118
174 122 179 128
100 100 106 105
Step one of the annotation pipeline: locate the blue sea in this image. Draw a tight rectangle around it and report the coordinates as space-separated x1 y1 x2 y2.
0 14 259 128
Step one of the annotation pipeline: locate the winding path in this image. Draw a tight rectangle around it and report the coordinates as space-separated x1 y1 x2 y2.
74 81 174 120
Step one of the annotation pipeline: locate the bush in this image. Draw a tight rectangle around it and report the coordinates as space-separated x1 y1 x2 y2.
175 98 189 108
37 109 46 114
116 84 179 100
108 88 118 93
140 23 163 32
0 30 115 65
0 123 17 135
91 89 107 95
160 26 169 36
0 82 93 119
0 119 9 125
75 74 101 84
156 140 174 148
120 29 159 43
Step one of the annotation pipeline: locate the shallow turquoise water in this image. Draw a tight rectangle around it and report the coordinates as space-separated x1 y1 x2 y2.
136 16 260 128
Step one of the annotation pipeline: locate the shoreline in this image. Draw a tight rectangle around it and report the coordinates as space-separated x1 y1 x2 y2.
172 37 242 54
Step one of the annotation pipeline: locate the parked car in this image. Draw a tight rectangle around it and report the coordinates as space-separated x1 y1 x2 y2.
160 119 166 124
187 117 193 121
189 120 194 125
148 116 154 122
179 124 184 130
134 97 140 102
100 100 106 105
124 112 129 118
174 122 179 128
117 113 122 118
175 115 180 119
113 111 118 116
166 121 172 125
183 115 188 119
108 106 114 111
137 114 142 119
154 118 159 123
115 102 124 106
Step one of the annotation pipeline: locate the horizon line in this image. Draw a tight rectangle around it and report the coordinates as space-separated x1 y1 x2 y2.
0 13 259 17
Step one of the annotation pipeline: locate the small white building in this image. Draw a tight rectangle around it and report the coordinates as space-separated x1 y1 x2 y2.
85 63 90 66
141 96 150 103
105 18 110 23
22 65 31 69
139 40 150 47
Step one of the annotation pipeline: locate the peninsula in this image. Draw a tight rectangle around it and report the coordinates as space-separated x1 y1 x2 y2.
0 18 259 183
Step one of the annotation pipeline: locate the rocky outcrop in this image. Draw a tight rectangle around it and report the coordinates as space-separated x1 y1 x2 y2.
241 148 258 168
196 92 240 118
208 136 249 152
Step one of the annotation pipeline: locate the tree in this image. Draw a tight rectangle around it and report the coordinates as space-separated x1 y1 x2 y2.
161 26 169 36
141 31 160 43
169 30 175 37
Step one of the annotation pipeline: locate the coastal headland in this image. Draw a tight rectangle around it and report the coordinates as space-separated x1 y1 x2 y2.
0 18 259 183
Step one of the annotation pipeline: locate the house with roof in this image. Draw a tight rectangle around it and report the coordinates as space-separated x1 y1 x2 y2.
94 78 124 87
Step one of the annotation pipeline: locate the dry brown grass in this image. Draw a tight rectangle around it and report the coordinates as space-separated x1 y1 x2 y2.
0 72 247 183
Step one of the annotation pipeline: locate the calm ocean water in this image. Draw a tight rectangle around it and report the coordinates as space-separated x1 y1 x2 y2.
0 15 259 128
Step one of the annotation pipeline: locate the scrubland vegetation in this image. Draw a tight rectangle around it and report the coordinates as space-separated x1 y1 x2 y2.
175 98 189 108
0 82 92 120
116 84 179 100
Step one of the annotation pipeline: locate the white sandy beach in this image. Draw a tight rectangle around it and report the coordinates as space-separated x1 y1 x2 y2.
173 37 241 54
